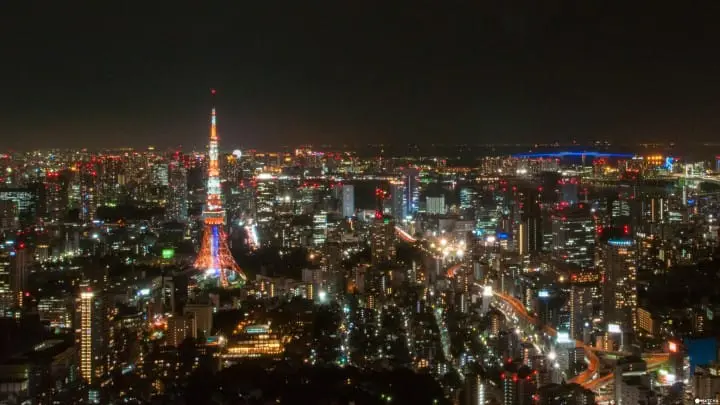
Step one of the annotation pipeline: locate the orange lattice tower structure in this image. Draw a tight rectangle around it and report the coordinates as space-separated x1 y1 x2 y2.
194 90 247 287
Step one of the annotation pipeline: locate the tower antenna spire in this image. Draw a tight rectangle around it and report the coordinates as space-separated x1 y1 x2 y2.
194 89 247 288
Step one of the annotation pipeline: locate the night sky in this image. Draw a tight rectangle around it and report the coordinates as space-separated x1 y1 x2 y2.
2 3 720 150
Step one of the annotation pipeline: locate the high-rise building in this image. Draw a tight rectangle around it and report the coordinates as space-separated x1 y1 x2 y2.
166 314 195 347
255 176 278 225
11 245 30 308
150 163 169 187
37 296 73 328
521 189 543 254
341 184 354 218
426 196 446 215
44 170 66 223
78 288 109 385
459 187 478 210
184 303 213 338
370 217 396 266
312 211 328 247
551 206 595 269
602 239 637 331
401 167 420 216
389 180 406 220
463 373 486 405
569 284 593 340
558 177 579 205
167 162 188 222
0 199 17 232
501 364 537 405
0 188 37 225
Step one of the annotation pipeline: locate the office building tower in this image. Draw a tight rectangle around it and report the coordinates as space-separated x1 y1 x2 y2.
602 239 637 332
11 245 29 308
44 170 66 223
166 315 196 347
614 356 651 405
463 373 486 405
402 167 420 216
0 199 17 233
426 196 446 215
389 180 407 220
518 222 528 257
569 285 593 340
558 177 579 205
0 188 38 226
313 211 328 247
521 189 543 254
341 184 354 218
551 206 595 269
78 287 109 385
501 364 537 405
370 216 396 266
184 303 213 338
255 176 278 225
37 296 73 329
150 163 169 187
167 162 188 222
459 187 478 210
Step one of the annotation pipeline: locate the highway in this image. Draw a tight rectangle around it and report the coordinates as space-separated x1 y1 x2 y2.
396 225 670 393
492 291 601 387
394 226 416 243
493 291 670 391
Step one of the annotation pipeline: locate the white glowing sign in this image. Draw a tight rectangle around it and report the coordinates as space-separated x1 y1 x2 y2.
556 331 572 343
607 323 622 334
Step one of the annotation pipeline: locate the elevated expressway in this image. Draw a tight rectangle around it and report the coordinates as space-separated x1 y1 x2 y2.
492 291 669 392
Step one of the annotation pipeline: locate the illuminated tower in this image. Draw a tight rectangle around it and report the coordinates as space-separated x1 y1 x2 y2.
79 289 94 383
78 286 109 386
194 90 247 288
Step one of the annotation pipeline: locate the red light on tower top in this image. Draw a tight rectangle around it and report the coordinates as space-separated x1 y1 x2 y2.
211 88 217 96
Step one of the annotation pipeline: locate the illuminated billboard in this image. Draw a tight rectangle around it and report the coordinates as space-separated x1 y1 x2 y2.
538 290 550 298
162 248 175 260
556 331 572 343
607 323 622 334
482 286 493 297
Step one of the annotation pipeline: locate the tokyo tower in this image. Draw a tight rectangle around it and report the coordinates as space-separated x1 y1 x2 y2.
194 90 247 287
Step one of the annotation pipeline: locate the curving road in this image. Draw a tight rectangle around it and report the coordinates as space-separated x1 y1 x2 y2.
493 291 600 388
493 290 670 392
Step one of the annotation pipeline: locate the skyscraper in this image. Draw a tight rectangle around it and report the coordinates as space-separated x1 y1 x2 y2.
521 189 543 254
341 184 354 218
389 180 406 219
78 287 109 386
167 161 188 222
551 206 595 269
602 239 637 332
401 167 420 216
370 188 395 266
194 91 247 288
